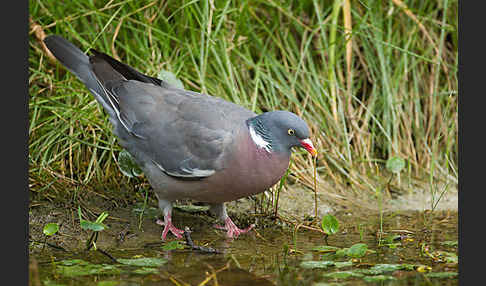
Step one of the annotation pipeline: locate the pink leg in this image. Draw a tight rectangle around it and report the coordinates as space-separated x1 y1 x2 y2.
214 217 255 239
156 213 184 240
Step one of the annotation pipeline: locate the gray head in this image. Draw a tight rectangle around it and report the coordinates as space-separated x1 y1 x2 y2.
247 110 317 156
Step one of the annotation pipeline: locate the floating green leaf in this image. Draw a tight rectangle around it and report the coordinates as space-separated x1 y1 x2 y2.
43 223 59 236
440 240 458 247
42 280 68 286
312 245 340 252
158 70 184 89
425 272 458 278
80 221 107 232
97 281 120 286
346 243 368 258
162 241 185 251
321 214 339 235
323 271 364 279
299 260 335 269
386 157 406 173
59 259 88 266
369 264 409 273
117 257 168 267
78 206 109 232
434 251 458 263
334 261 353 268
56 263 121 277
174 204 210 213
363 275 397 282
118 149 143 178
132 267 160 275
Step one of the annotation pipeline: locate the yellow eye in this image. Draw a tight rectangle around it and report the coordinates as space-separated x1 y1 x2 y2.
288 129 295 136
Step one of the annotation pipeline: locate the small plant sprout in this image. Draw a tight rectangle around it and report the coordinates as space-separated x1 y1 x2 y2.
77 206 109 250
41 222 60 251
386 156 406 186
321 213 339 243
43 223 60 236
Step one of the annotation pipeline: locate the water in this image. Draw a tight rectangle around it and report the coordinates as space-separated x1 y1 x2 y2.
29 208 458 285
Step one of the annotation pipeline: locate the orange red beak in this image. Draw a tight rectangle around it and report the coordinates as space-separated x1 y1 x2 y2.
300 138 317 157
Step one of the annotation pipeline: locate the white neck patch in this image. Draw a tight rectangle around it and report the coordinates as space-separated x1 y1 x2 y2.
249 125 271 152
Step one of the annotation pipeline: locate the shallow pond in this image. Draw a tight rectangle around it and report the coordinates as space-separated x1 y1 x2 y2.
29 206 457 286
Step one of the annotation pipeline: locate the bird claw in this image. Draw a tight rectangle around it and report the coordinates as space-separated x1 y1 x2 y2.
214 218 255 239
157 218 184 240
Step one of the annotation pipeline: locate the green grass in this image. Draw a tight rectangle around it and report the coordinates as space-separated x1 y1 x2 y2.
29 0 457 206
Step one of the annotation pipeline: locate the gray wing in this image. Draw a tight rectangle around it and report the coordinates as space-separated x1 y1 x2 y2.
43 35 255 179
109 80 255 178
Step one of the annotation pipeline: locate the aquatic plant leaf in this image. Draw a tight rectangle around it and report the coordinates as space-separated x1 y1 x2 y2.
386 157 405 173
43 223 59 236
433 251 458 263
132 267 160 274
425 272 458 278
117 257 168 267
59 259 88 266
118 149 143 178
174 204 210 213
440 240 458 247
80 220 107 232
321 214 339 235
56 263 122 277
369 264 406 273
335 248 349 257
323 271 364 279
363 275 397 282
312 245 340 252
97 281 120 286
42 280 68 286
346 243 368 258
158 70 184 89
334 261 353 268
441 240 458 247
300 260 335 269
162 241 185 251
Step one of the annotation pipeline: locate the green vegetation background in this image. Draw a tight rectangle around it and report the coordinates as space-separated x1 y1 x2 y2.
29 0 457 202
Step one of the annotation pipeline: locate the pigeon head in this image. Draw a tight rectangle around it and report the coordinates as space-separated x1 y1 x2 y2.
247 110 317 156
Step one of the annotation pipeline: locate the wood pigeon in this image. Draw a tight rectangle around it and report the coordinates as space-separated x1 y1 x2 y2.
43 35 317 240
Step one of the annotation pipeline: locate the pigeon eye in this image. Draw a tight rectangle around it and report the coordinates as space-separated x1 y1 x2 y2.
287 129 295 136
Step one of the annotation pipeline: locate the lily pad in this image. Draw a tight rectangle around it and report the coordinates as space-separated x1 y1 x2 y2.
56 263 122 277
312 245 340 253
323 271 364 279
425 272 458 278
59 259 88 266
334 261 353 268
97 282 120 286
440 240 458 247
346 243 368 258
433 251 458 263
363 275 397 282
117 257 168 267
368 263 415 273
300 260 335 269
132 267 160 275
174 204 210 213
162 241 185 251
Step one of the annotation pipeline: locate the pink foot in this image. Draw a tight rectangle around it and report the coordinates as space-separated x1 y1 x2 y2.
214 217 255 239
156 215 184 240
